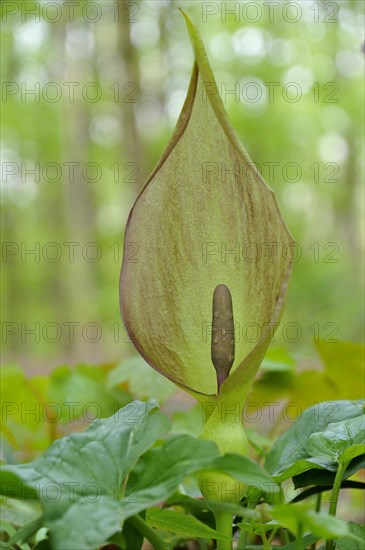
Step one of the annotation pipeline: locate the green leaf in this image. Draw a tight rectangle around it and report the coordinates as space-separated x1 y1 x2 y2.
48 363 127 423
164 492 259 521
147 508 230 540
0 497 40 527
290 480 365 504
336 522 365 549
107 522 144 550
268 458 334 483
302 513 352 539
265 399 365 481
270 504 353 539
206 454 280 498
316 341 365 400
245 428 273 456
33 541 51 550
0 365 49 451
124 435 278 518
293 454 365 488
1 470 39 501
125 436 221 518
237 520 281 535
120 518 144 550
261 347 295 372
306 415 365 464
249 368 295 408
107 356 177 403
0 401 169 550
120 10 293 399
1 516 43 547
280 534 319 549
251 342 365 413
341 445 365 464
170 405 203 438
0 518 34 550
34 527 48 545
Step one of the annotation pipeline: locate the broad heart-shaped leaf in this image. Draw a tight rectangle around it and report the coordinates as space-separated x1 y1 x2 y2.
306 415 365 464
120 11 293 399
0 401 169 550
265 399 365 481
124 435 279 518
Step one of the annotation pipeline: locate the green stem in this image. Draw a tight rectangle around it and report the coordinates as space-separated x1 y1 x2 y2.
325 460 348 550
280 528 291 546
215 510 233 550
261 532 273 550
315 491 322 513
128 514 169 550
310 493 322 550
296 523 303 550
237 500 257 549
267 527 277 544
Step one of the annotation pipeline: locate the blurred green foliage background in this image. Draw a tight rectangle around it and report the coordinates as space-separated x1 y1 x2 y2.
1 0 364 372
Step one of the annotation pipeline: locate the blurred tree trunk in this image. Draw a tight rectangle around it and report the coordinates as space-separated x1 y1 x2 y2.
58 19 99 358
342 137 361 255
338 136 363 281
44 18 73 348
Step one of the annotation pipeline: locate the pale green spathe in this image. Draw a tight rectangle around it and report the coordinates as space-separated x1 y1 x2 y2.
120 11 293 400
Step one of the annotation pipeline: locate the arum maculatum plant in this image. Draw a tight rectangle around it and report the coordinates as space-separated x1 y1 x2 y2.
120 8 293 543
